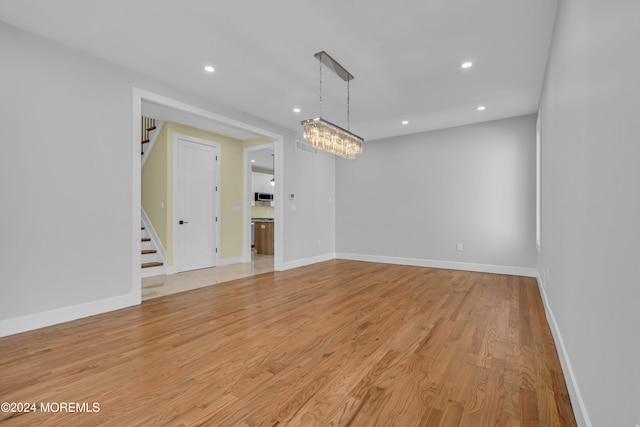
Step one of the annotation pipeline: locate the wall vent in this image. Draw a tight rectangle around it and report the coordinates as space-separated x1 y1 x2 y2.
296 139 318 156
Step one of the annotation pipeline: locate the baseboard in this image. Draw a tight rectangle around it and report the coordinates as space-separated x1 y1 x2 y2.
0 293 139 338
280 252 336 271
535 274 591 427
218 256 244 266
335 253 537 277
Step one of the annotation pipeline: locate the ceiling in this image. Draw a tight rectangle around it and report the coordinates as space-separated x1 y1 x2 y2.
0 0 558 141
250 148 275 172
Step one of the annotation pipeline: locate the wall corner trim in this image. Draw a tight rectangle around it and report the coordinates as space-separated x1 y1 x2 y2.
535 274 592 427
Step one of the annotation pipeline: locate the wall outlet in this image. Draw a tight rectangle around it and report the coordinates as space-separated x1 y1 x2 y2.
456 243 463 252
317 239 322 246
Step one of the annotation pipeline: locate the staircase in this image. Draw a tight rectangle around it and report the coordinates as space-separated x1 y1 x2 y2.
140 116 165 274
141 225 163 270
141 116 156 158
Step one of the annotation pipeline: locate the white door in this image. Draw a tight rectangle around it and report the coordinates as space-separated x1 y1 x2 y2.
176 137 218 272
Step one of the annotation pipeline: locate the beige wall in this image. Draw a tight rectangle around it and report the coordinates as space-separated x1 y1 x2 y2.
251 166 273 175
142 121 245 264
251 205 275 218
243 138 272 149
142 123 170 257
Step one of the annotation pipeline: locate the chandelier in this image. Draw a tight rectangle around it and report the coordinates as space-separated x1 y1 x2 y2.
301 51 363 160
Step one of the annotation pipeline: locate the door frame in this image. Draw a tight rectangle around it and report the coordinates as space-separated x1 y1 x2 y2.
243 142 275 263
132 88 285 304
172 133 221 272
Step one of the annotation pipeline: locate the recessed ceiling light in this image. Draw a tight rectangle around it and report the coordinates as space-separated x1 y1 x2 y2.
402 120 409 125
293 108 301 113
477 105 486 111
461 62 473 69
251 159 255 163
204 65 215 73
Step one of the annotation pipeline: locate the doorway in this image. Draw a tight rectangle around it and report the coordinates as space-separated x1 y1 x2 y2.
244 143 276 268
133 88 285 303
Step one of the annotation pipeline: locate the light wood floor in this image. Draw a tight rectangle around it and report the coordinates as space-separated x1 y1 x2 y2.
0 260 575 426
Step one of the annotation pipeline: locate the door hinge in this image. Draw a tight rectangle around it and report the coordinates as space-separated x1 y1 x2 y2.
216 217 218 222
216 248 218 253
215 186 218 191
216 155 218 161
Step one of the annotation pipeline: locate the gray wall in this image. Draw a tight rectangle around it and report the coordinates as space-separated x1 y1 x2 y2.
0 22 336 334
283 147 336 262
336 115 537 272
538 0 640 426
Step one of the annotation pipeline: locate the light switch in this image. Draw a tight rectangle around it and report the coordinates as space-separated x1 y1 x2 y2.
291 204 297 212
456 243 463 252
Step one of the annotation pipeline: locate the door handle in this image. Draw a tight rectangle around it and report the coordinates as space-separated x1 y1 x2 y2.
179 220 189 225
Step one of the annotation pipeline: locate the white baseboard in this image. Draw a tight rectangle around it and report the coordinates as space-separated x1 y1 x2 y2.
280 252 336 271
218 256 244 267
335 253 537 277
0 293 138 338
535 274 591 427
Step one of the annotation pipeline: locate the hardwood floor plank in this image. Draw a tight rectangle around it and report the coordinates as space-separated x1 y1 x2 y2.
0 260 576 426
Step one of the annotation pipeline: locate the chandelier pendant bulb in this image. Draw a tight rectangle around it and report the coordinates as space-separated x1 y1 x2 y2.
301 51 363 160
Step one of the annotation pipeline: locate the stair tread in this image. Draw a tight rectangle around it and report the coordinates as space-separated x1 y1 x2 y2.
142 262 163 269
146 126 156 131
142 237 151 242
141 139 150 144
141 249 157 255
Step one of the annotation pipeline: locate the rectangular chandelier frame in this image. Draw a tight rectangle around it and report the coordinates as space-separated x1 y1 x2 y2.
301 51 363 160
301 117 363 160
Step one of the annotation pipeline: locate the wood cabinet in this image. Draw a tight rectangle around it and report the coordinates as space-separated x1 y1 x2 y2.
254 221 274 255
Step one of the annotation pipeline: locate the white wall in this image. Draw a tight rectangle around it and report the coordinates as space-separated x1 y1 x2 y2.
0 22 336 336
537 1 640 426
336 115 537 274
282 144 336 267
0 22 135 328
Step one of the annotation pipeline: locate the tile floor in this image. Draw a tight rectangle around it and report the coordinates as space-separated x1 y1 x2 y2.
142 254 274 300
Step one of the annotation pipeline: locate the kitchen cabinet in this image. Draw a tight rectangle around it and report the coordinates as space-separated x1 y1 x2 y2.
254 221 274 255
251 172 274 195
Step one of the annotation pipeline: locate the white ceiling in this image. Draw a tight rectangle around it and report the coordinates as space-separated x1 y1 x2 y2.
250 148 275 172
0 0 558 141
